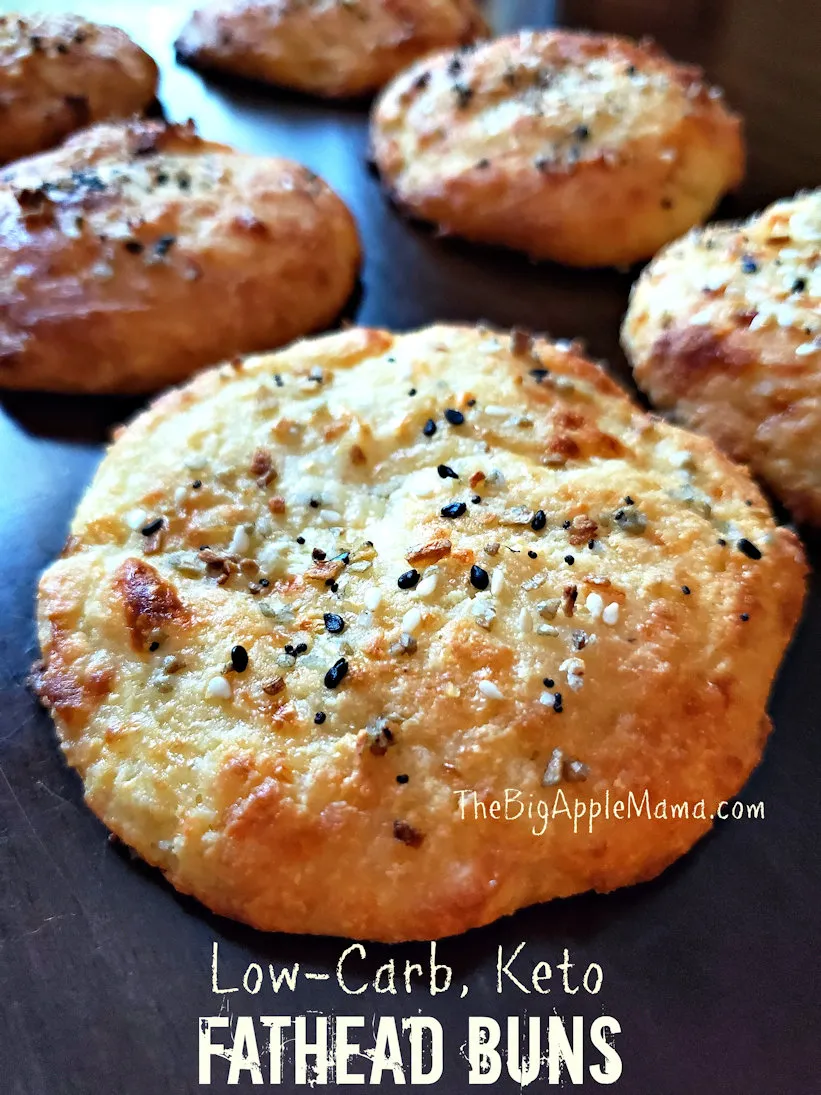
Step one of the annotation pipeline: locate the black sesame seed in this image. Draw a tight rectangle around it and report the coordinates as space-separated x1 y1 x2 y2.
148 641 160 652
154 235 176 258
294 642 308 655
740 613 750 622
396 773 410 784
423 418 437 437
531 509 546 531
573 124 590 140
565 555 575 565
737 538 762 560
553 692 563 712
192 479 202 489
124 239 144 254
470 565 489 590
296 536 305 545
441 501 467 519
624 496 634 506
309 499 320 509
476 158 490 169
717 537 727 547
472 495 482 504
141 517 163 536
682 585 691 595
562 520 571 529
230 645 249 673
312 547 326 561
530 368 550 382
543 678 554 688
408 388 417 396
792 277 807 293
314 711 326 724
528 550 538 559
260 579 269 587
588 539 596 550
626 64 637 75
741 256 758 274
274 374 284 387
444 408 465 425
324 612 345 634
329 581 339 593
438 464 459 479
397 569 420 590
324 658 348 689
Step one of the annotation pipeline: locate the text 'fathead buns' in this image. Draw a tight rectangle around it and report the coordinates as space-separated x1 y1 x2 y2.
175 0 489 99
0 119 360 393
370 30 744 266
623 190 821 525
0 12 159 165
36 325 805 941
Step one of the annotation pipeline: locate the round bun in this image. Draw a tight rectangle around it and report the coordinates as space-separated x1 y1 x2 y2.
370 30 744 266
36 325 805 941
623 190 821 525
0 119 360 393
0 12 159 165
175 0 489 99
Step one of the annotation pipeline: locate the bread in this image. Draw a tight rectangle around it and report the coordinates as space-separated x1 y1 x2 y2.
34 324 805 940
370 30 744 266
175 0 489 99
0 118 361 393
0 12 159 165
623 190 821 525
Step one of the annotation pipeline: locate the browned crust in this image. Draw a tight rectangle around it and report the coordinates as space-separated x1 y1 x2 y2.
0 118 361 393
370 30 744 266
175 0 489 98
35 324 807 940
0 12 159 164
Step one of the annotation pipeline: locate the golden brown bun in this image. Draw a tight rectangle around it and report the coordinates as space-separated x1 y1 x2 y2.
0 12 159 165
623 190 821 525
175 0 489 99
0 118 361 393
35 324 805 941
370 30 744 266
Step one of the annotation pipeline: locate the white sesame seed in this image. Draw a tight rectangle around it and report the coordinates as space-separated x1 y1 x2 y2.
537 624 559 636
585 592 604 619
125 508 148 531
174 486 187 507
602 602 620 625
402 606 422 634
478 680 504 700
229 525 251 556
490 568 504 595
348 560 372 572
364 588 382 611
518 607 533 634
416 573 438 597
320 509 342 524
539 691 556 706
795 343 818 356
205 675 232 700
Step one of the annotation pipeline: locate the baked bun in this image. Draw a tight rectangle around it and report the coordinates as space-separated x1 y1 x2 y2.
35 324 804 941
0 12 158 165
370 30 744 266
175 0 489 99
0 118 360 393
623 190 821 525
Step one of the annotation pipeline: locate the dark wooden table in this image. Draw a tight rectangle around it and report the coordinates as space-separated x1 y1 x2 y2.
1 2 819 1092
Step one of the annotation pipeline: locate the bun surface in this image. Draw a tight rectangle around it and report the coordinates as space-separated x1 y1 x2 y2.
175 0 489 98
36 324 805 940
0 119 361 393
370 30 744 266
623 190 821 525
0 12 159 164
